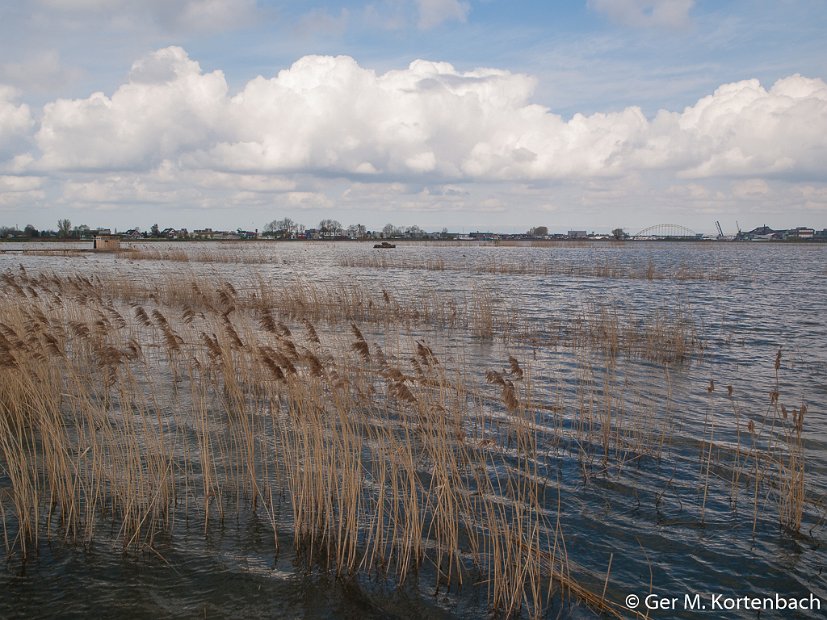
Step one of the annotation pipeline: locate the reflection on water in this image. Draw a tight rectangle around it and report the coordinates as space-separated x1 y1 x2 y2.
1 241 825 618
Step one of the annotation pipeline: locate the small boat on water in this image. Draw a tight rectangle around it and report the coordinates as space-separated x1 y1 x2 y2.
373 241 396 249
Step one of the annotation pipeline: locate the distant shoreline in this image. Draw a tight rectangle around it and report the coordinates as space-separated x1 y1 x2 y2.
2 236 826 246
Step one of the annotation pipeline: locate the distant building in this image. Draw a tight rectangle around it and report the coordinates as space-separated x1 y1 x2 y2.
469 231 499 241
236 229 258 239
161 227 188 239
193 228 214 239
93 235 120 251
213 231 240 240
739 225 781 241
785 227 815 240
568 230 588 239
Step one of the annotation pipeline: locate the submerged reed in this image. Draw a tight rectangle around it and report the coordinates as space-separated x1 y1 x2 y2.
0 264 817 619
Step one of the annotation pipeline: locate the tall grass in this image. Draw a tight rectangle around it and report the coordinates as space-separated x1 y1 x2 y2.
0 265 816 618
340 252 731 281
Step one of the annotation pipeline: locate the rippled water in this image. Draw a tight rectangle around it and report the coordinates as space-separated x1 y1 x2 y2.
1 240 826 618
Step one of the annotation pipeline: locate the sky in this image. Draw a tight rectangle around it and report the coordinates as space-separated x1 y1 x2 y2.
1 1 826 235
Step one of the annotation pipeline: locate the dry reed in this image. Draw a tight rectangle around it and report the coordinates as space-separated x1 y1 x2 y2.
0 264 817 619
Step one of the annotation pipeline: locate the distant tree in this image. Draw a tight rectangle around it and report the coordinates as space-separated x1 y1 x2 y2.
264 217 303 238
347 223 367 239
528 226 548 238
382 223 398 238
73 224 90 239
612 228 626 240
57 219 72 238
318 219 342 236
263 219 281 236
151 223 160 237
405 225 424 238
23 224 39 238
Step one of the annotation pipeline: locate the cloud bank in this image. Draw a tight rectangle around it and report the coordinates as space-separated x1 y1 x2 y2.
18 47 827 185
0 47 826 230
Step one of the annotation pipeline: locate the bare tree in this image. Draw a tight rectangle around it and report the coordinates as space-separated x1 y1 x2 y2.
405 225 424 238
57 219 72 238
264 217 301 238
347 223 367 239
318 219 342 237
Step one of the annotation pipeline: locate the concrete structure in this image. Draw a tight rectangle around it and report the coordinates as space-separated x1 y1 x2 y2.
93 235 120 251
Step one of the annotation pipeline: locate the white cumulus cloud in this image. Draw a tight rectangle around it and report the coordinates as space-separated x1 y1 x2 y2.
670 74 827 178
36 47 228 171
19 48 827 190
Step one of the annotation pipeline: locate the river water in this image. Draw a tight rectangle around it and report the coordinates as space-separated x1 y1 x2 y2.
1 240 825 618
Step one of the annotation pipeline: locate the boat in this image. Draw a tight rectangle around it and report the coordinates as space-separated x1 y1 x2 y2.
373 241 396 249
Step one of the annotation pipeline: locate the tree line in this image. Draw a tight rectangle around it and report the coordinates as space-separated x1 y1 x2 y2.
262 218 449 240
0 220 170 239
0 220 77 239
2 218 591 241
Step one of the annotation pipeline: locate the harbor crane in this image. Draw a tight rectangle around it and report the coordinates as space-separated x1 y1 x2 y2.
715 220 725 238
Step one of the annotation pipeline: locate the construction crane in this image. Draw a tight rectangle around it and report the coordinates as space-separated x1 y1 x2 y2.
715 220 725 239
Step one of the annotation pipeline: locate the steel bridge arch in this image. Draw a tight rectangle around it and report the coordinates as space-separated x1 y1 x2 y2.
632 224 699 240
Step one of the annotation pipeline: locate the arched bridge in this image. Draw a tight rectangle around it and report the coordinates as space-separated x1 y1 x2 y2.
632 224 700 240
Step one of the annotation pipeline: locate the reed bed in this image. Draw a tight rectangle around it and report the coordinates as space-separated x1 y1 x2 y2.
0 265 819 618
339 252 731 282
49 268 703 364
117 243 296 265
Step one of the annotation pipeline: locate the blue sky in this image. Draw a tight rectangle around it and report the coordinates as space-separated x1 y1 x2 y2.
1 0 826 234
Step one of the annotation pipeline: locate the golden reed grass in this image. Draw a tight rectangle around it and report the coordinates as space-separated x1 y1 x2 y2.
0 265 814 618
339 252 731 282
116 242 294 264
